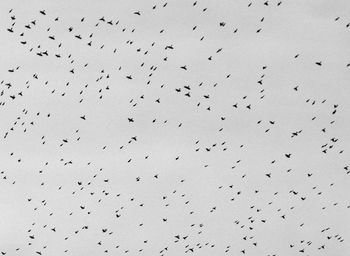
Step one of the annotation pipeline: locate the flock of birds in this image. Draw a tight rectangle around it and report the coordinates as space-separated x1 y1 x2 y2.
1 0 350 255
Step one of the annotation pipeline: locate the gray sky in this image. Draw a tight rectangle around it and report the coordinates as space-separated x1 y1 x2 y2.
1 0 350 255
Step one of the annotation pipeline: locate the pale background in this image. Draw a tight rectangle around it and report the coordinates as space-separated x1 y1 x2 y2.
0 0 350 255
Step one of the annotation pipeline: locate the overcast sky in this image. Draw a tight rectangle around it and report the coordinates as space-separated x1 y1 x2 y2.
1 0 350 255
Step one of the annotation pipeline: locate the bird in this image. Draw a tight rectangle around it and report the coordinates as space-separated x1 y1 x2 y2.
180 65 187 70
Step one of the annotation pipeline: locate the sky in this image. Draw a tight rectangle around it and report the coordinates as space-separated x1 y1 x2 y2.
0 0 350 255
